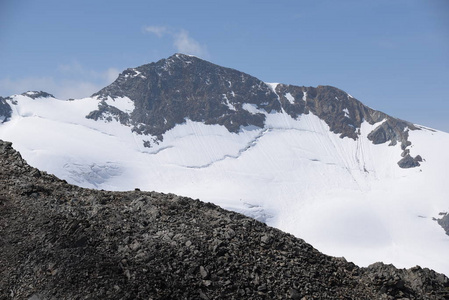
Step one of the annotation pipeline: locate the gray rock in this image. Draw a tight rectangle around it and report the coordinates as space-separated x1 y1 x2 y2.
89 54 421 168
21 91 55 99
398 154 421 168
0 96 12 123
436 212 449 236
199 266 209 279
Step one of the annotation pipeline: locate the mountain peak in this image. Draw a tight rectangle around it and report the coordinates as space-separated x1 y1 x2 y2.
88 55 421 167
21 91 55 99
172 52 200 59
1 56 448 276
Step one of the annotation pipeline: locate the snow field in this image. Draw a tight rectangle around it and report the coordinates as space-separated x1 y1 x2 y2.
1 93 448 276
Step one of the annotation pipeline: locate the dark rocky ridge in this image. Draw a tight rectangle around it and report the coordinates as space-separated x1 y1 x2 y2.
1 91 54 123
92 54 273 139
20 91 55 99
91 53 421 167
0 97 12 123
436 212 449 236
1 139 448 299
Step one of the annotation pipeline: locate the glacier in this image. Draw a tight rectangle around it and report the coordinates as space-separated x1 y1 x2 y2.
1 89 449 277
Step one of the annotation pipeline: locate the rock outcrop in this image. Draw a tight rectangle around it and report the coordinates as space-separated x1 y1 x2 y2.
436 212 449 236
398 154 423 168
91 53 420 166
1 139 448 299
0 97 11 123
20 91 55 99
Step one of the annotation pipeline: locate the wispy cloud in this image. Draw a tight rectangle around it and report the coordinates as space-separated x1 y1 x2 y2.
0 63 120 99
144 26 169 38
173 29 208 58
144 25 209 58
58 61 119 83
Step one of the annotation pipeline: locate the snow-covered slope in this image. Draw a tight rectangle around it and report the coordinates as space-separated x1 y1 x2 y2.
1 56 448 276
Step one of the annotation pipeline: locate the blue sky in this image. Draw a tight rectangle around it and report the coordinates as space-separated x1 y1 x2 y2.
1 0 448 131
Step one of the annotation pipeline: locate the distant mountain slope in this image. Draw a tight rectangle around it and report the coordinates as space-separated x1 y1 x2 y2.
91 53 420 167
1 139 448 299
0 54 448 276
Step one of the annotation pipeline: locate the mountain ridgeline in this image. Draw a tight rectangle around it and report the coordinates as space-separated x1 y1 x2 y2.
1 55 449 293
89 53 421 168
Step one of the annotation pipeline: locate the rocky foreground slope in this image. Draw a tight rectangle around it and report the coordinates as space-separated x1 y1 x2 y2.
0 139 448 299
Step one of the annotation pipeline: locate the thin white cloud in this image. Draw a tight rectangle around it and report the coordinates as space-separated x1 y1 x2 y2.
58 61 85 74
0 64 120 99
58 62 119 82
144 26 169 37
0 77 56 96
58 80 103 99
0 77 102 99
173 29 208 58
104 67 120 83
144 25 209 58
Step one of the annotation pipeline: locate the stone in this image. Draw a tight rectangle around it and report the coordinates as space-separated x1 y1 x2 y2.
199 266 209 279
261 234 272 244
289 288 301 299
0 97 12 123
397 154 421 168
436 212 449 236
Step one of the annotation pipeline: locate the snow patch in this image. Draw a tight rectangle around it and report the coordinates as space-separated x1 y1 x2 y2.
105 96 135 113
285 93 295 104
242 103 262 115
222 94 236 111
265 82 279 93
124 69 147 79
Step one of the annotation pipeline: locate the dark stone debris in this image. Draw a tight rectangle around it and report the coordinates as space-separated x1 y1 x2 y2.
1 138 446 299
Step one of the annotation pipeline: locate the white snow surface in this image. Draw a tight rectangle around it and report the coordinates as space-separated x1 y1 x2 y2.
285 93 295 104
1 94 449 276
265 82 279 93
124 69 147 80
105 96 135 113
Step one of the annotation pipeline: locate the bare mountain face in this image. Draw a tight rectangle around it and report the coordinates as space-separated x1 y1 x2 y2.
89 53 421 167
0 96 12 123
1 139 448 299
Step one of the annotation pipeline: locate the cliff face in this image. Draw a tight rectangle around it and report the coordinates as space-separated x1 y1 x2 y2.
437 213 449 236
1 139 448 300
0 97 12 123
90 54 419 166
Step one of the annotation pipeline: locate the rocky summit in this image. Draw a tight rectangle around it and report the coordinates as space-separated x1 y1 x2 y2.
1 139 448 299
90 53 420 167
